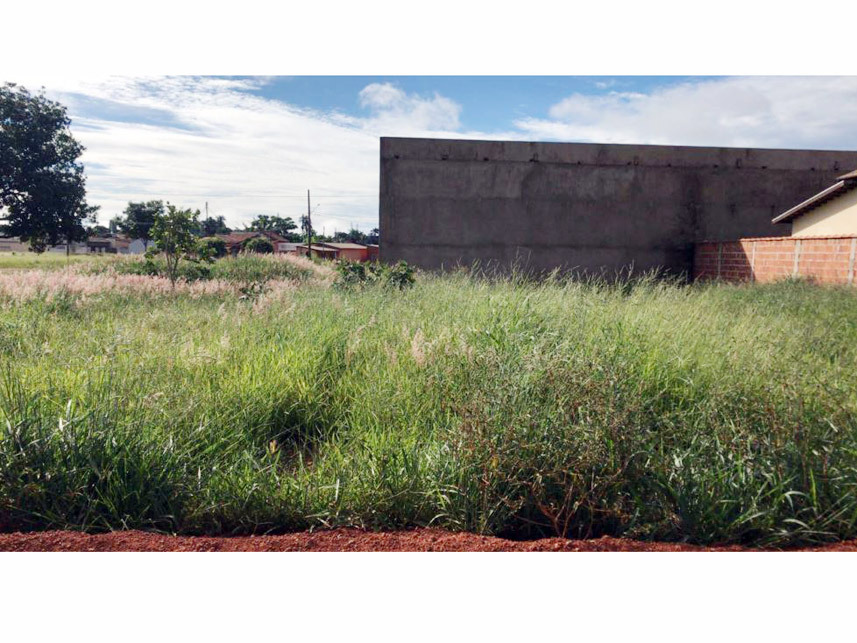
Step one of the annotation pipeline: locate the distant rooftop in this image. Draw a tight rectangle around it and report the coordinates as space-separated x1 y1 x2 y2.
321 242 367 250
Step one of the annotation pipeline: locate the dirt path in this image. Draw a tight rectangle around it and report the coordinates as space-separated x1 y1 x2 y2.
2 528 857 551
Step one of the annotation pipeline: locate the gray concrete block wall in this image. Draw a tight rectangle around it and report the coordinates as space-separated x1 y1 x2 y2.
379 137 857 278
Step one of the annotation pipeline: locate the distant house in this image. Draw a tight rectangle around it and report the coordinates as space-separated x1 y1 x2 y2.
85 236 118 253
0 234 140 254
218 231 288 256
277 242 300 253
112 236 133 254
293 244 339 259
318 242 370 262
128 238 149 254
695 168 857 285
2 237 90 254
47 241 88 254
773 169 857 236
0 236 32 252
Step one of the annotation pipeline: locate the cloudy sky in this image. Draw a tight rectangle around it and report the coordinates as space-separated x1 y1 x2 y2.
8 75 857 234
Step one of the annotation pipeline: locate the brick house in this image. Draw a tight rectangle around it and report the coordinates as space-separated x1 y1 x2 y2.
695 169 857 285
317 242 371 262
771 169 857 236
293 244 339 259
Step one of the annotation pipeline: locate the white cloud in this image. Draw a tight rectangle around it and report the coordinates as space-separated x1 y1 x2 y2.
7 75 857 236
4 77 474 234
517 76 857 149
357 82 462 133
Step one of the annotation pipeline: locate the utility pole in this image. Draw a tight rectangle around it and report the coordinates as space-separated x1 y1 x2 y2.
305 189 312 258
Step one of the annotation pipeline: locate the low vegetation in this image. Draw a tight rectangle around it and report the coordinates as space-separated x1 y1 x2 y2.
1 257 856 547
334 259 415 290
0 252 102 271
108 252 323 283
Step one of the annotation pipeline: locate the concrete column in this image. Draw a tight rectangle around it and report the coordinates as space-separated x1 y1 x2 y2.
793 239 802 277
849 237 857 285
750 241 756 282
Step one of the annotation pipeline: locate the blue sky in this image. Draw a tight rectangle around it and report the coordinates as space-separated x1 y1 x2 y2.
11 75 857 233
248 76 708 131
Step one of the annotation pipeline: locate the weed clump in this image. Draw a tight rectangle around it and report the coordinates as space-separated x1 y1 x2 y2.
334 260 415 290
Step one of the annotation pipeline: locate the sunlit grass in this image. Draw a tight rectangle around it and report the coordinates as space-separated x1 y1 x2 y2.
0 252 107 271
1 262 856 546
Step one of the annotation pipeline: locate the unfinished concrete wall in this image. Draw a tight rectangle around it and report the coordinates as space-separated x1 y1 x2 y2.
379 137 857 277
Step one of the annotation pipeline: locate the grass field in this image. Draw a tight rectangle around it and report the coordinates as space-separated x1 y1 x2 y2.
1 256 856 546
0 252 107 271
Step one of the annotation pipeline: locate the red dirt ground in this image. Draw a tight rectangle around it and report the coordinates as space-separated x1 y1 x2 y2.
2 528 857 551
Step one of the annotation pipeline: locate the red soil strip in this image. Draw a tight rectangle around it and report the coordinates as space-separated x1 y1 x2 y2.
2 528 857 551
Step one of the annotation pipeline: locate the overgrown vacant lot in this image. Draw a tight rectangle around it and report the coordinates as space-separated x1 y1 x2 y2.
1 256 856 547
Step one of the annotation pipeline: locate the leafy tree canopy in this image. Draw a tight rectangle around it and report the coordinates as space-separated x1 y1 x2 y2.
87 224 111 237
299 215 316 241
151 205 201 286
0 83 99 252
243 236 274 254
332 228 369 244
198 236 227 258
200 215 230 236
114 200 164 245
248 214 298 239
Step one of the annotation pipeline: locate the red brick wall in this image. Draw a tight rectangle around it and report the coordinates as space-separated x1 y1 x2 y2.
693 235 857 285
337 248 370 262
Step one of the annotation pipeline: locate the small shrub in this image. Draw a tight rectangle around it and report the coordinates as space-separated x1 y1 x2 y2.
335 260 371 287
334 260 415 290
113 256 211 281
385 260 416 290
199 236 227 259
238 280 269 301
244 237 274 254
121 257 161 277
178 262 213 282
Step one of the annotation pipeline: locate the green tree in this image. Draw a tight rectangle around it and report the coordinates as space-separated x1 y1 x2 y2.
198 236 227 258
0 83 99 252
248 214 298 239
200 215 230 236
150 205 201 287
87 224 110 236
299 215 316 243
244 236 274 254
115 200 164 249
332 228 368 244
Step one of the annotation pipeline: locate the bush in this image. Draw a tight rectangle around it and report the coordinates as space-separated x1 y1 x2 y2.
334 260 415 290
110 254 315 284
244 237 274 254
385 260 416 290
209 254 312 282
113 256 211 281
199 236 227 259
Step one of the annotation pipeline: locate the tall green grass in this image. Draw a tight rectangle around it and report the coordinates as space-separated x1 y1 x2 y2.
1 267 856 546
